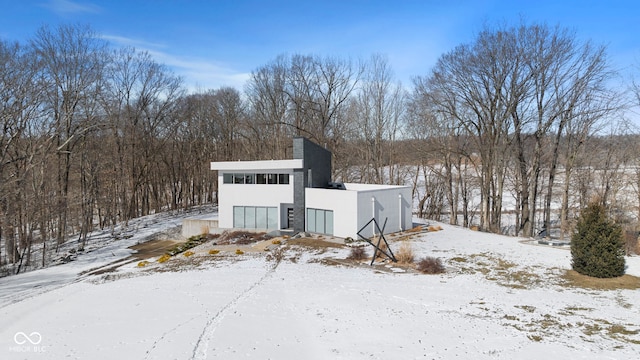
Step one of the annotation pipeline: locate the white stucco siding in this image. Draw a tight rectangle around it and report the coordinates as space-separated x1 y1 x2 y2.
305 188 358 238
217 171 294 229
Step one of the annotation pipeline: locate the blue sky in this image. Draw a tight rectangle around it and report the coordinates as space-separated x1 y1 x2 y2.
0 0 639 92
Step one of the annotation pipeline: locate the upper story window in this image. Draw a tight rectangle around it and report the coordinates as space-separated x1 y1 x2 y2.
223 173 290 185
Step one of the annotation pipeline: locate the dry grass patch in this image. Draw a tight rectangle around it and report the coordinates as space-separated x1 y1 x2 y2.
372 239 389 261
447 253 542 289
287 238 344 249
216 230 270 245
395 242 415 264
427 225 443 232
562 270 640 290
405 225 424 233
130 240 179 260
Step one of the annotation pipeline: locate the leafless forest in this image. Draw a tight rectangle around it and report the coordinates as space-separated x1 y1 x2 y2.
2 22 640 274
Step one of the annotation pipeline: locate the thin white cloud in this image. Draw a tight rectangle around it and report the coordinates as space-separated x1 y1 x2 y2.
43 0 102 15
104 33 249 91
148 49 250 91
100 34 167 50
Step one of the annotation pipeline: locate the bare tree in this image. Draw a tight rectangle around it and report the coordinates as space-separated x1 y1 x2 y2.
1 39 49 268
356 54 405 184
416 23 618 234
245 56 292 159
423 27 519 232
30 24 107 248
102 47 183 224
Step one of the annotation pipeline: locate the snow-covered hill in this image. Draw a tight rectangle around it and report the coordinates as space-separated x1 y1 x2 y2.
1 211 639 360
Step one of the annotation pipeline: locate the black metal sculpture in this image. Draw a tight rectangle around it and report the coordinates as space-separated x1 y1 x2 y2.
357 218 397 265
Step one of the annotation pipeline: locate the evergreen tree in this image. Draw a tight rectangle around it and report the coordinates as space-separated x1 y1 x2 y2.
571 202 625 278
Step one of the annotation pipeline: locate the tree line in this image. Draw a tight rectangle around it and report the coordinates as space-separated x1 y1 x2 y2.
1 22 639 273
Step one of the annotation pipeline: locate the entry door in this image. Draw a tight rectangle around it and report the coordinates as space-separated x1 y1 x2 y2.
287 208 294 229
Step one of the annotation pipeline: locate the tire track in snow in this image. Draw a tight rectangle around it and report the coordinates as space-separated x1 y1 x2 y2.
190 253 283 360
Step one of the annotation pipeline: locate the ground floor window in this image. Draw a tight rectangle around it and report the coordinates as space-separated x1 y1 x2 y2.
233 206 278 229
306 208 334 235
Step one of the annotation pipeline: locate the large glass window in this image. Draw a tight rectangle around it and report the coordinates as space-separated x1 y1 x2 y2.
278 174 289 184
307 208 334 235
267 174 278 184
245 207 256 228
267 207 278 229
244 174 255 184
307 209 316 232
233 206 245 228
256 207 267 229
325 211 334 235
315 210 325 234
223 173 233 184
233 206 278 229
256 174 267 184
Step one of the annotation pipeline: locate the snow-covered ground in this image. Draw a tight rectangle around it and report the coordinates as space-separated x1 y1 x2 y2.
1 211 639 359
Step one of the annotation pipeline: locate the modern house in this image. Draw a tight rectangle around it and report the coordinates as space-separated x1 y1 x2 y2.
209 137 412 239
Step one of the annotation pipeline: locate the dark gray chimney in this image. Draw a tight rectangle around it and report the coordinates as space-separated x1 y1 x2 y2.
292 137 332 233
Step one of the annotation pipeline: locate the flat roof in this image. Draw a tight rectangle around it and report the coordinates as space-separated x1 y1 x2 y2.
343 183 411 191
211 159 304 171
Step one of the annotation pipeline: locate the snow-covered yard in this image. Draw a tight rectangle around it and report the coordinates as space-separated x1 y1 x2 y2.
1 211 639 360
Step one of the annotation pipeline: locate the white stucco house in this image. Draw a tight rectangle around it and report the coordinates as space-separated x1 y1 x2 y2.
209 137 412 239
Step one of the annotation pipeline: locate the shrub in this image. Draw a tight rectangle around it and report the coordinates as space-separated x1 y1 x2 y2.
571 201 625 278
137 260 150 267
271 239 282 245
184 250 195 257
157 254 171 263
395 242 415 264
167 234 210 256
235 249 244 255
347 246 367 260
208 249 220 255
416 257 445 274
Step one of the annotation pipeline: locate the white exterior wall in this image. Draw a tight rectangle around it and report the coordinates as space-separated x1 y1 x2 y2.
217 170 294 229
306 184 412 239
305 188 358 238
